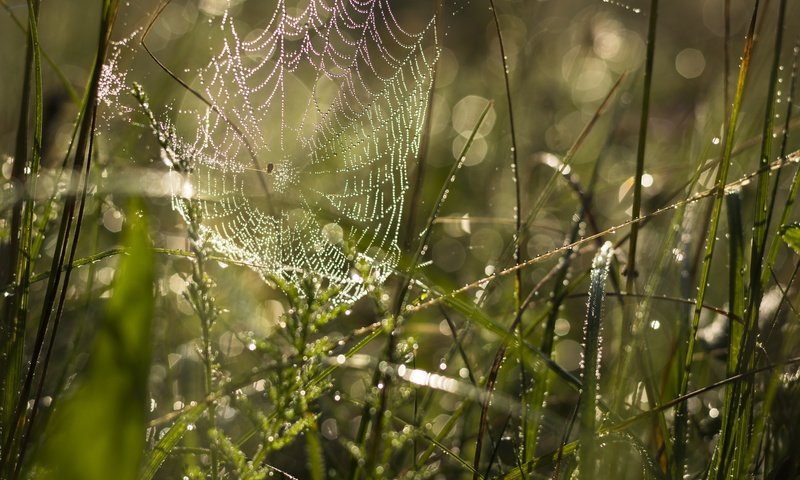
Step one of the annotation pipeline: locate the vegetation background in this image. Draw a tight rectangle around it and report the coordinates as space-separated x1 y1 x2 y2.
1 0 800 478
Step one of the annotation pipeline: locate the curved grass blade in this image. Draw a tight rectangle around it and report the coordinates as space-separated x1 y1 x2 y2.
487 0 522 311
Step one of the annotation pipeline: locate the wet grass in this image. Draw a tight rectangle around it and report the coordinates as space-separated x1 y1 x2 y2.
2 0 800 479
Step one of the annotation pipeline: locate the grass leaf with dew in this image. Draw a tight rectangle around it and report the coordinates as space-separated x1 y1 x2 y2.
578 241 613 479
780 224 800 255
141 403 205 480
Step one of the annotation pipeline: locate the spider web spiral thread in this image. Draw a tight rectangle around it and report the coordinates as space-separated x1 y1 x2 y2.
170 0 439 303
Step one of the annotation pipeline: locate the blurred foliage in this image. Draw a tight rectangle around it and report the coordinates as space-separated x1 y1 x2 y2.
32 201 154 480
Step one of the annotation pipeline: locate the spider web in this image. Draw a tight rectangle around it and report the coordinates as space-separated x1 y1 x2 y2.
170 0 439 303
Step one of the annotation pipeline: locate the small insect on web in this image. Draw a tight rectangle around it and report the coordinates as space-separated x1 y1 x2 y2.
165 0 439 304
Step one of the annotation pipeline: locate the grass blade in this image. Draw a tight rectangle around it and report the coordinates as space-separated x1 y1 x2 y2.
711 2 788 477
705 190 745 478
488 0 522 312
578 242 613 479
5 2 122 475
762 40 800 285
622 0 658 345
0 1 41 475
306 416 325 480
674 0 760 474
616 0 658 420
141 401 214 480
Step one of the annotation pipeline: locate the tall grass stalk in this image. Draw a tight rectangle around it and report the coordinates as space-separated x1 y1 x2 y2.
623 0 659 292
0 1 40 474
674 0 760 474
616 0 658 417
1 2 120 477
713 3 789 476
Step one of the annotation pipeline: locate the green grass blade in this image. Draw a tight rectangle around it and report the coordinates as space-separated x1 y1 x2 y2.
30 201 154 480
616 0 658 422
487 3 528 462
621 0 658 399
141 403 206 480
744 0 788 347
727 190 745 366
487 0 522 307
7 2 122 475
0 1 41 475
711 2 788 477
706 190 746 478
674 0 760 474
578 241 613 479
761 40 800 291
306 416 326 480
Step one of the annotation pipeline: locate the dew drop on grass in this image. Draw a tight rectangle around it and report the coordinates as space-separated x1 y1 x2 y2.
649 320 661 330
